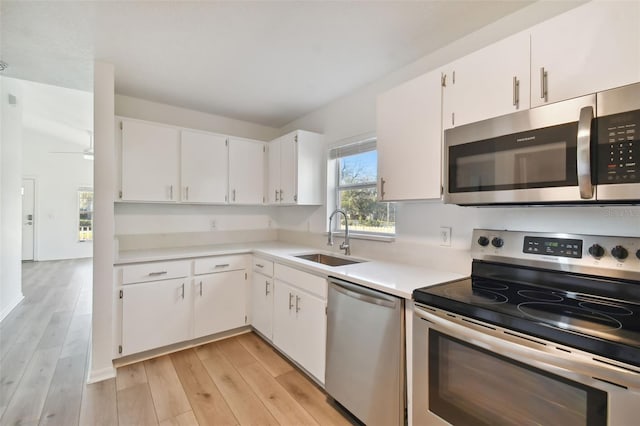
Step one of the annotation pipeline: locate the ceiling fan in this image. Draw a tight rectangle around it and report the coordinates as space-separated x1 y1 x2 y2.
50 130 94 160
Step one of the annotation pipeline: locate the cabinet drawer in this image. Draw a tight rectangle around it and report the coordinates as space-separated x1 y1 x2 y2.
194 255 247 275
253 257 274 276
274 263 327 299
122 260 190 284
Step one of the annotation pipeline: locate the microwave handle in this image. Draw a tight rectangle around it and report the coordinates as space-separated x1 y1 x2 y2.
577 105 594 199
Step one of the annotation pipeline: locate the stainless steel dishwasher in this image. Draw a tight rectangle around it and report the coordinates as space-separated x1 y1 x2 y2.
326 277 405 426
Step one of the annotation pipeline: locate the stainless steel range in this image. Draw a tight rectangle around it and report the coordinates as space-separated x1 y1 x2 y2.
412 229 640 426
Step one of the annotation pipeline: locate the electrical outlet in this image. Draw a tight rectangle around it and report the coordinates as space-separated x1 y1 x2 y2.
440 226 452 246
210 220 217 230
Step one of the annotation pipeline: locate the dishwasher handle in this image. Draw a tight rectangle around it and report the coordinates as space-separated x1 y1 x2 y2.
329 278 398 308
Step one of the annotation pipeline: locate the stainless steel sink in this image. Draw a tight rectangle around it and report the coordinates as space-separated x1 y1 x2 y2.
295 253 364 267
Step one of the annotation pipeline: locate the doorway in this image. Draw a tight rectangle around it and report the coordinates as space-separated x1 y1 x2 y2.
21 177 35 261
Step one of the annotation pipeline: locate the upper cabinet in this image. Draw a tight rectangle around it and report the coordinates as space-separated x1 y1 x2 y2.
376 69 443 201
181 129 228 204
228 137 266 205
268 130 324 205
442 30 530 130
121 120 180 202
530 1 640 108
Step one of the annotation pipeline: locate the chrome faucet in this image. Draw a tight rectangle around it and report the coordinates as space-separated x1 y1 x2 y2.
328 209 350 255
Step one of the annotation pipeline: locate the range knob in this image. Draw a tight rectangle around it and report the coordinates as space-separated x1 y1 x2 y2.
491 237 504 248
477 236 490 247
637 249 640 260
611 245 628 260
588 244 605 258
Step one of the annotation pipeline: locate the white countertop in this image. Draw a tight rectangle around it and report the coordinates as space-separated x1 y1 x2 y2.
116 241 466 299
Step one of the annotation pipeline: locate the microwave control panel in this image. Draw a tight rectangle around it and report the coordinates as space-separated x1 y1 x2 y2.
597 110 639 184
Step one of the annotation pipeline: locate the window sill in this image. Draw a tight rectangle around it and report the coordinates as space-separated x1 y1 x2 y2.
327 232 395 243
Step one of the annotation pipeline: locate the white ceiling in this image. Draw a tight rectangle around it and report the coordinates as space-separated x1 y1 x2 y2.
1 1 534 128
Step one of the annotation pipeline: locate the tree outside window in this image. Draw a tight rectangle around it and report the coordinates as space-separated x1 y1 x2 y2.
78 189 93 241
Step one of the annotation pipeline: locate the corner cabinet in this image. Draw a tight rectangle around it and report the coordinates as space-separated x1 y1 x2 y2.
376 69 443 201
121 120 180 202
228 137 266 205
267 130 324 205
272 263 327 384
530 1 640 108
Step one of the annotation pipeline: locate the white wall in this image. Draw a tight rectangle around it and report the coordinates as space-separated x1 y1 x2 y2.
22 127 93 260
274 1 640 258
0 77 25 321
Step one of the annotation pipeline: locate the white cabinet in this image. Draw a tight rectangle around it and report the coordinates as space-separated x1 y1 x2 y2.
228 137 266 204
376 69 444 201
442 30 530 130
251 257 274 339
268 130 324 205
273 263 327 383
193 269 247 338
121 278 191 356
121 120 180 202
530 1 640 108
181 130 228 203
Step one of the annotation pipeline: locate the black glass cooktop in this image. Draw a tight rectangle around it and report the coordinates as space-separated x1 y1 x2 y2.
414 260 640 368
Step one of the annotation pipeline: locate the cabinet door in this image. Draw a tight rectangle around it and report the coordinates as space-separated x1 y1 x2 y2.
251 271 273 339
442 30 530 129
267 137 281 204
292 291 326 383
272 280 297 357
193 270 247 338
121 278 191 355
279 133 297 204
530 1 640 108
121 120 180 202
181 130 228 203
376 69 443 201
229 137 265 204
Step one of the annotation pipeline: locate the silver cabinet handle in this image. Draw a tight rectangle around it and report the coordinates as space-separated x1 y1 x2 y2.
199 281 202 297
295 295 301 313
255 263 264 268
181 283 185 299
275 189 279 202
214 263 230 269
185 186 189 201
577 105 594 199
380 177 386 200
169 185 173 200
288 292 294 310
279 189 283 201
148 271 168 276
232 189 236 202
512 76 520 108
265 280 270 296
540 67 548 101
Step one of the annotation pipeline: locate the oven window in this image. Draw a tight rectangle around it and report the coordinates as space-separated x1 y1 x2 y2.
429 330 607 426
448 122 579 193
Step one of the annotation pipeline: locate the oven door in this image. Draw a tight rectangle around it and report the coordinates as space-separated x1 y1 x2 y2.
444 94 596 205
413 304 640 426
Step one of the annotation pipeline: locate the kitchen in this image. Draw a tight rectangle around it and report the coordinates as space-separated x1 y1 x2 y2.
2 0 640 425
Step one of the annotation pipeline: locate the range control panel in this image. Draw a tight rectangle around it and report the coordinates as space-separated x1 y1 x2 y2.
471 229 640 280
523 236 583 258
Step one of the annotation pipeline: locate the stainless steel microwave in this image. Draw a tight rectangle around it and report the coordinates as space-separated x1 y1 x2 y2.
444 82 640 205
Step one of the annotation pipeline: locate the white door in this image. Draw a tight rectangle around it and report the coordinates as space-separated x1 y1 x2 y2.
228 137 265 204
193 270 247 338
181 130 228 203
251 271 273 339
272 280 297 357
21 178 35 261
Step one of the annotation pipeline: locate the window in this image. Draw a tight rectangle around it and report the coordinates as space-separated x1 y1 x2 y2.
78 188 93 241
331 138 396 236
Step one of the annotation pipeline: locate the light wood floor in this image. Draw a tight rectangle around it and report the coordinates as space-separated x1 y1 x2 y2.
0 259 354 425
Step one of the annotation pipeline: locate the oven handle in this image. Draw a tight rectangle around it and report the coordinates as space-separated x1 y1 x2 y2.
414 305 637 390
577 105 594 199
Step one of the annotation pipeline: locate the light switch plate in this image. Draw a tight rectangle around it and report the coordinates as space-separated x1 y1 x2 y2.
440 226 452 246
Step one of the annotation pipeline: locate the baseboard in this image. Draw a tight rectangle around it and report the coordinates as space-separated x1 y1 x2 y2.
0 293 24 323
87 365 117 384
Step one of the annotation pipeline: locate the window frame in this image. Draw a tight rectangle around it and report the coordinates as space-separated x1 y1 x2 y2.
330 137 396 239
77 187 93 242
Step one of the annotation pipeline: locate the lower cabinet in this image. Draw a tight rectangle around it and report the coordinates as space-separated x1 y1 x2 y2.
272 264 327 384
194 269 248 338
122 278 192 356
251 270 274 339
